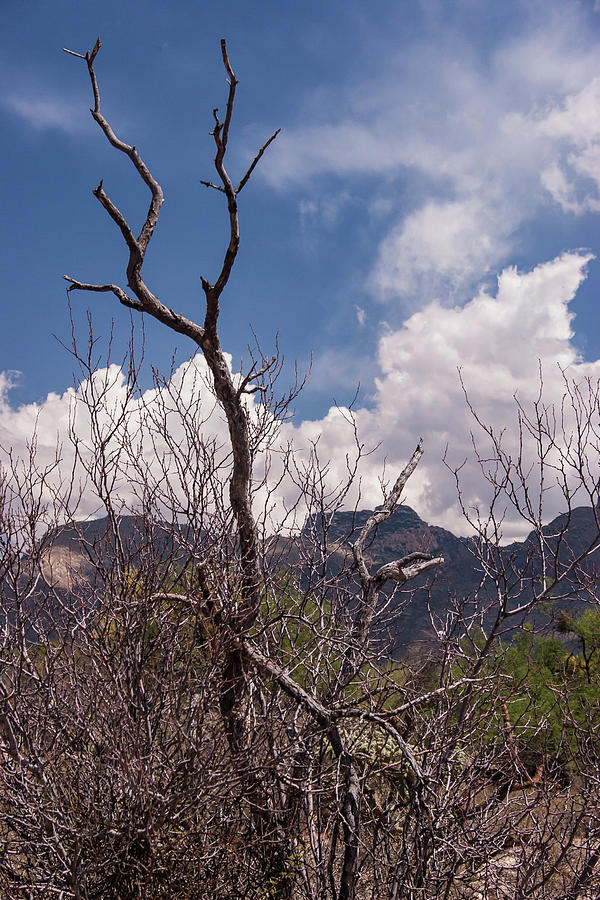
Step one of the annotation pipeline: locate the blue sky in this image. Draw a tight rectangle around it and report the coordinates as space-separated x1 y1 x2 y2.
2 0 600 536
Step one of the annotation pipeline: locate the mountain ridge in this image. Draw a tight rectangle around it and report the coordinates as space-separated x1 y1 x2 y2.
32 504 600 646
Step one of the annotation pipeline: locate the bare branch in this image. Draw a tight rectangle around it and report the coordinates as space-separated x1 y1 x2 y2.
93 181 139 256
373 553 444 587
205 40 280 303
62 276 143 310
219 38 238 152
235 128 281 195
65 37 164 258
353 439 424 587
63 275 205 342
242 639 334 731
236 355 277 398
62 48 86 59
199 180 225 192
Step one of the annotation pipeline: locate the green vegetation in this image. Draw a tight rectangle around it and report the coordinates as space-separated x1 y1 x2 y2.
477 609 600 773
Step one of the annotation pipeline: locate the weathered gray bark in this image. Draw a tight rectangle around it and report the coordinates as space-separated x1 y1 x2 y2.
63 38 279 755
243 441 443 900
61 39 445 900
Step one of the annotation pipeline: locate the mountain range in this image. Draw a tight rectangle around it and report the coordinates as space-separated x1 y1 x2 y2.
31 504 600 647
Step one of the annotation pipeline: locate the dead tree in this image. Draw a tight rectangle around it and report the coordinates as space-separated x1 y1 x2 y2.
58 37 441 900
63 36 281 758
1 37 600 900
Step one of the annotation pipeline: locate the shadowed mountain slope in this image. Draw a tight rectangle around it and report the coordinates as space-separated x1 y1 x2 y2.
27 505 600 646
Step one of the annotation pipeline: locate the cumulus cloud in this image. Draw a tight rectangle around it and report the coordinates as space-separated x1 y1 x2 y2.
536 77 600 213
262 14 600 301
371 198 510 302
282 251 598 540
1 252 593 542
0 357 234 527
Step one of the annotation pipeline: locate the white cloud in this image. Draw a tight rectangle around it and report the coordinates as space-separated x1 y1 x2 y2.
262 16 600 301
536 77 600 213
299 192 355 231
0 357 234 527
371 198 509 302
540 162 581 213
1 90 88 135
0 253 596 543
282 251 597 540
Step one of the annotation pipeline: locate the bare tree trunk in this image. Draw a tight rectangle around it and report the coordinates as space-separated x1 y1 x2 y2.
11 37 592 900
62 39 279 761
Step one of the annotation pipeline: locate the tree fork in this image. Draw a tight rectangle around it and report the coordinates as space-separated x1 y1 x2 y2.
62 39 277 754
